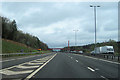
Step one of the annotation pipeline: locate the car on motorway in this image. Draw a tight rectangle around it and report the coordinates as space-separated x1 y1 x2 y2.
101 46 114 54
90 51 95 54
78 51 83 54
70 51 76 53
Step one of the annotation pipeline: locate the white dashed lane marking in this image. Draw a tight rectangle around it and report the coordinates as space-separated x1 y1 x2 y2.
87 67 95 72
76 60 78 62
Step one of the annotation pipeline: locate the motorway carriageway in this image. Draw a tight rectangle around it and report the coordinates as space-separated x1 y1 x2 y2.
0 52 119 80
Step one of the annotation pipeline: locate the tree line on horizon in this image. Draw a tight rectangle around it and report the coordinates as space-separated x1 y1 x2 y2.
62 39 120 54
1 16 48 50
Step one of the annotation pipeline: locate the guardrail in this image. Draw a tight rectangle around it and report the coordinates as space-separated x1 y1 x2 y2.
74 52 120 62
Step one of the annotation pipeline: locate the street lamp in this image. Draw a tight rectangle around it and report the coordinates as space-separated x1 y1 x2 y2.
90 5 100 53
73 29 79 51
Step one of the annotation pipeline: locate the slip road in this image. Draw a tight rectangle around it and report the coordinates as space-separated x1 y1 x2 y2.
0 52 119 80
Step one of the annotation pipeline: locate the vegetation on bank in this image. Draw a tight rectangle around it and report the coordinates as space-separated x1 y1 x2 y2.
2 39 35 53
2 39 51 55
1 16 48 50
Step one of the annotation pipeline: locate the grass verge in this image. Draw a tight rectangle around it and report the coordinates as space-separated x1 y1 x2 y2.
2 39 34 53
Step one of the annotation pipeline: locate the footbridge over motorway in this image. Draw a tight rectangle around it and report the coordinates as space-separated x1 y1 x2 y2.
48 48 64 51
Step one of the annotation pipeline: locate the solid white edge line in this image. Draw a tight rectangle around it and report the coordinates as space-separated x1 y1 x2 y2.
87 67 95 72
24 53 57 80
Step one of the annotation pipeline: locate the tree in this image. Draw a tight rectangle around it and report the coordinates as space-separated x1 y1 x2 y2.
2 16 49 50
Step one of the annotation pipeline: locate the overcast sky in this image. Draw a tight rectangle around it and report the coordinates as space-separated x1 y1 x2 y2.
1 2 118 48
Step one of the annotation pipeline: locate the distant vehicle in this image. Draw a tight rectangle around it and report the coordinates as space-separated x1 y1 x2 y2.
94 47 102 54
101 46 114 54
78 51 83 54
92 46 114 54
70 51 76 53
90 51 95 54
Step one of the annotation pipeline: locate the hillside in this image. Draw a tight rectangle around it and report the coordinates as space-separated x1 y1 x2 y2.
1 16 48 50
2 39 35 53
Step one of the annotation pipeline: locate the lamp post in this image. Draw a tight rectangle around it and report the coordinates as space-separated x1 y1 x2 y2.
90 5 100 53
73 29 79 51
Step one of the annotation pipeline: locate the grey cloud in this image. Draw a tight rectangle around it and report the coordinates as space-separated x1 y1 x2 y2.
18 5 87 27
1 2 118 48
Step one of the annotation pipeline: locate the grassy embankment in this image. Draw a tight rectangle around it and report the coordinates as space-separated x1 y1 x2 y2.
2 39 34 53
2 39 50 57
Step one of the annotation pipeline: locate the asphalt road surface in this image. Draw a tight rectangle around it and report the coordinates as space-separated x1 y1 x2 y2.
0 52 119 80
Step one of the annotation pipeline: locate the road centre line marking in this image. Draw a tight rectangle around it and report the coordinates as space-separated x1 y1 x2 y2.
0 69 33 75
87 67 95 72
16 65 39 69
1 62 30 70
1 53 52 62
35 59 48 61
77 54 120 64
1 55 53 70
40 58 50 60
30 60 46 63
25 53 57 80
0 55 53 75
26 62 43 65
